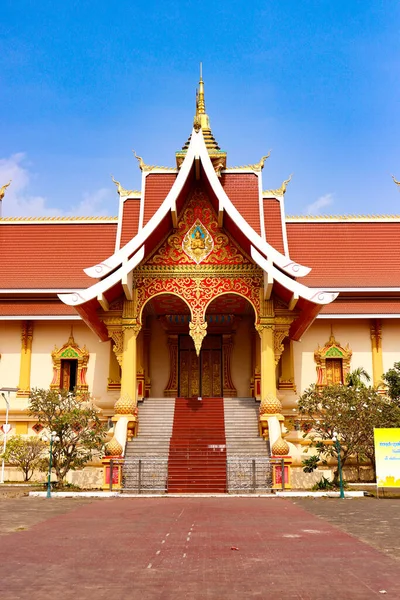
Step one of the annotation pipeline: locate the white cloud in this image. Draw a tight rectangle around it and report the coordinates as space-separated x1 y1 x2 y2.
0 153 114 217
305 193 334 215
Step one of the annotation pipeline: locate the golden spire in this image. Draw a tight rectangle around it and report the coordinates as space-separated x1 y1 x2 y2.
197 62 206 115
176 66 227 170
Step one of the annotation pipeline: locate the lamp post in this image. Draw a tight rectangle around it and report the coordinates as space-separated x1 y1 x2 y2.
332 432 345 499
42 431 60 498
0 387 19 484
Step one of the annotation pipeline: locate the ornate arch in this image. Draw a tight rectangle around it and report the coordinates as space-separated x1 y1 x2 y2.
135 274 262 354
204 290 258 322
314 333 352 386
50 332 89 392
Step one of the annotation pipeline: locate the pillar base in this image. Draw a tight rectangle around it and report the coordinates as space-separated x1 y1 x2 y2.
271 456 292 490
102 456 124 490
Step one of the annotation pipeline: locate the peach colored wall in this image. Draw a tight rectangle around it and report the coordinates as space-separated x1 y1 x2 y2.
294 319 374 394
231 316 253 397
30 321 111 408
148 316 170 397
0 321 21 390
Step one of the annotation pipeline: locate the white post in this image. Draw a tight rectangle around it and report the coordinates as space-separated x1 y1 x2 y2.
0 392 10 484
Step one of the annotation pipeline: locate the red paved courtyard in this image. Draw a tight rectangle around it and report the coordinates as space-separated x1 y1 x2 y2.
0 497 399 599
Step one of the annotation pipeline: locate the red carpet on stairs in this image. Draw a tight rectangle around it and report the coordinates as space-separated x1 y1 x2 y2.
167 397 227 493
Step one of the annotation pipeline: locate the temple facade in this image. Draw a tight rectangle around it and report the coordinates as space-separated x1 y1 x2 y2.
1 75 400 488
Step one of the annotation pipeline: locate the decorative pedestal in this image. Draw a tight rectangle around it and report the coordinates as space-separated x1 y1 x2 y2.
102 456 124 490
259 415 269 438
272 456 292 490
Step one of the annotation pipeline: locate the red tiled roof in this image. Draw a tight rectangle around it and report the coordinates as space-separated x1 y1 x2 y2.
143 174 176 226
264 198 284 254
0 300 76 316
287 222 400 287
320 300 400 315
0 222 117 288
120 199 140 248
220 174 261 235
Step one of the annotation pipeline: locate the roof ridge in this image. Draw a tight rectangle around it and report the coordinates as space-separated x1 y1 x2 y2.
0 216 118 222
287 214 400 221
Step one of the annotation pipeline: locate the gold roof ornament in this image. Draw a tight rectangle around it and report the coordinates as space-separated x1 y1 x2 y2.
176 65 227 170
264 174 293 197
230 150 272 172
132 150 175 173
111 175 135 198
0 179 11 201
392 175 400 187
132 150 154 172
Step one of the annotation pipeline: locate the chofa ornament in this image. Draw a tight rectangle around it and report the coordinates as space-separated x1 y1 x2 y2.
260 393 282 415
104 437 123 456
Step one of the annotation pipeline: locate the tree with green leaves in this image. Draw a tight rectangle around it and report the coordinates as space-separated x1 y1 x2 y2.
298 383 400 483
29 388 107 484
1 435 46 481
382 362 400 405
346 367 371 388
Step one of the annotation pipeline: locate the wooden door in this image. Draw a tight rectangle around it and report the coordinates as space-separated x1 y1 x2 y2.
178 335 222 397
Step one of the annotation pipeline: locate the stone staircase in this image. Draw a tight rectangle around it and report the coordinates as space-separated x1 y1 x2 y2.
223 397 272 492
123 397 176 493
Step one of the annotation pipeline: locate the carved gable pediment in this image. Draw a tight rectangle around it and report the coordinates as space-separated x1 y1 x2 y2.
144 188 254 268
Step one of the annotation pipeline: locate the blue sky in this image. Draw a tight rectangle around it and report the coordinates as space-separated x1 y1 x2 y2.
1 1 400 217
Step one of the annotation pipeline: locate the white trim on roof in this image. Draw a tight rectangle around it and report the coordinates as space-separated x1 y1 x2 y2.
82 129 311 280
287 216 400 223
251 247 338 305
0 315 82 321
0 218 117 224
257 172 266 240
316 287 400 292
317 314 400 319
59 246 145 306
0 289 84 294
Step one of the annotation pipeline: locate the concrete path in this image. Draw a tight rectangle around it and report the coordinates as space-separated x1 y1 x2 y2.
0 497 399 599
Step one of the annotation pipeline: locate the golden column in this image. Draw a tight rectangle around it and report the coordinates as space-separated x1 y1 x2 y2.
257 324 276 399
120 324 141 402
370 319 383 387
120 297 141 403
17 320 33 398
278 339 296 391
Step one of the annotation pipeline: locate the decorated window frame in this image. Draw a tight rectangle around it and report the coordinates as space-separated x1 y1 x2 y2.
314 333 352 386
50 333 89 393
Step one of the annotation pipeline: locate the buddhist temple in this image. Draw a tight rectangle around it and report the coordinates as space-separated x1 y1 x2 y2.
1 72 400 490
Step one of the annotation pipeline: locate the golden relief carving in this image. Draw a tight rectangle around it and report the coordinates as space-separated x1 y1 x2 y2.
21 321 33 353
314 332 352 386
145 188 252 266
109 330 124 367
50 332 89 392
182 219 214 264
392 175 400 186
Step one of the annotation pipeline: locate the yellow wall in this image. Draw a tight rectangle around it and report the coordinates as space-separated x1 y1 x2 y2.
30 320 112 409
231 315 253 397
0 321 22 390
294 319 374 394
148 316 170 397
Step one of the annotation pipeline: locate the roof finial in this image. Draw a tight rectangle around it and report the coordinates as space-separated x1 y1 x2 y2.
197 62 206 115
